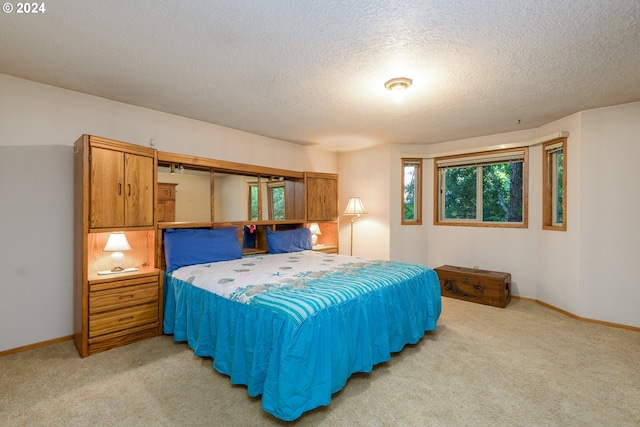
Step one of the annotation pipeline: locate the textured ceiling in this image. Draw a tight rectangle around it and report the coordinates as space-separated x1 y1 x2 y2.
1 0 639 151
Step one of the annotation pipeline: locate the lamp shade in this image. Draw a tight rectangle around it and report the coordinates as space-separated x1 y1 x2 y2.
309 223 322 235
344 197 367 216
103 232 131 252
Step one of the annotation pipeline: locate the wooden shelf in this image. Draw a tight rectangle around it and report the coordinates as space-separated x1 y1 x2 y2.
312 245 338 254
243 247 268 255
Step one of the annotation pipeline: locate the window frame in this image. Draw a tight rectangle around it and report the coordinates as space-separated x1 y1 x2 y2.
433 147 529 228
401 158 422 225
542 137 567 231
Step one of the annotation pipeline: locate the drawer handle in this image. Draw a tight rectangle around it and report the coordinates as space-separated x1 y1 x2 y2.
119 316 134 322
119 294 135 299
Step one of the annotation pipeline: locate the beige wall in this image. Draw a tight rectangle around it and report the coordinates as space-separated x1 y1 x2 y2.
338 101 640 328
578 103 640 326
0 74 338 352
338 144 391 260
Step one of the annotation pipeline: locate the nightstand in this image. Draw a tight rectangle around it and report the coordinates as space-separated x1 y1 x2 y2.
84 268 162 355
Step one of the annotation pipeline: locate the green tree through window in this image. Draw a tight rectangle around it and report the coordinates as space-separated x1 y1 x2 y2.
444 166 477 219
402 159 422 225
437 148 527 227
543 138 567 231
554 151 564 224
249 184 258 220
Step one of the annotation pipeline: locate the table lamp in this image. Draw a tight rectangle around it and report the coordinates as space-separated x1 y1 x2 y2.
309 223 322 246
103 232 131 272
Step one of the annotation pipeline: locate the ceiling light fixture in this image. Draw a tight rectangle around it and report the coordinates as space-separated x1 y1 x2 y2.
384 77 412 91
384 77 412 103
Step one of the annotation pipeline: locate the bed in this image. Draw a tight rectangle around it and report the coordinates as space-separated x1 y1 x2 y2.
162 227 442 421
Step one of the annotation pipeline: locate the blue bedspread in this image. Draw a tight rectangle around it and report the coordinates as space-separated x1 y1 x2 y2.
164 251 441 421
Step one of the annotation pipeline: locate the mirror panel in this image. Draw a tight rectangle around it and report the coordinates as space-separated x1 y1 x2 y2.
158 165 305 223
247 177 271 221
214 172 254 222
214 173 304 221
158 166 211 222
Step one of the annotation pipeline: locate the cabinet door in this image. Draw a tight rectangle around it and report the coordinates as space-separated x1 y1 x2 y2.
307 177 338 221
321 178 338 221
307 177 325 221
90 147 125 228
124 153 154 227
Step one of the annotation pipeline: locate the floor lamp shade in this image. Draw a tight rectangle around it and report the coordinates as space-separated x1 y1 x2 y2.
344 197 367 216
344 197 367 256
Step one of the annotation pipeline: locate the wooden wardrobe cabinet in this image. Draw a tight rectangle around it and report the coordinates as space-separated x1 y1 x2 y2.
305 172 338 221
89 142 155 229
74 135 160 357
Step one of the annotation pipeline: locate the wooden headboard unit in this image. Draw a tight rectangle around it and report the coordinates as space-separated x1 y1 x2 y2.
155 150 339 271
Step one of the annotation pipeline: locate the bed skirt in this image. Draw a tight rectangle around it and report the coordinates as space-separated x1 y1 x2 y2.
164 266 441 421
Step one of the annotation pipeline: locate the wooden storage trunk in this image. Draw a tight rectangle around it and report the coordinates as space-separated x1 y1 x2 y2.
434 265 511 308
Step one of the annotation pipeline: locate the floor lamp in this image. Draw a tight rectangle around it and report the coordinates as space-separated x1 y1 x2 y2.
344 197 367 256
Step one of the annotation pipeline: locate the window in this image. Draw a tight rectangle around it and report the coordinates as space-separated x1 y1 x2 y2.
268 182 285 220
402 159 422 225
434 148 528 227
542 138 567 231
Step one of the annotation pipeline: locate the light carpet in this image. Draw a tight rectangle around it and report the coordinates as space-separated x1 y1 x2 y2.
1 298 638 426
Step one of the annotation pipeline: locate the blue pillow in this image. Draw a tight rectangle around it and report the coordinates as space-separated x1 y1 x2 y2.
164 227 243 272
266 227 312 254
